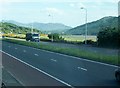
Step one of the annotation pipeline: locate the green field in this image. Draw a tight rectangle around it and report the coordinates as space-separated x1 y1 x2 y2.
41 35 97 42
3 33 97 43
62 35 97 42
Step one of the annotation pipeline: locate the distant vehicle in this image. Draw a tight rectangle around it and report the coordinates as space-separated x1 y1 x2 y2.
115 68 120 82
26 33 40 42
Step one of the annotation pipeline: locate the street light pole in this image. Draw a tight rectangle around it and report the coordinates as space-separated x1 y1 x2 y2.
31 22 33 34
48 14 53 42
81 7 88 44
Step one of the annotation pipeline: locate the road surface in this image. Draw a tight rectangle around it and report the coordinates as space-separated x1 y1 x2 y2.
2 68 23 86
1 41 120 87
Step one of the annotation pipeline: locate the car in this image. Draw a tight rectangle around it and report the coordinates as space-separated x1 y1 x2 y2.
115 69 120 82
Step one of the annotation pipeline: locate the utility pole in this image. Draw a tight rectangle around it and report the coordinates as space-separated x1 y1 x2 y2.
48 14 53 42
81 7 88 44
31 21 33 33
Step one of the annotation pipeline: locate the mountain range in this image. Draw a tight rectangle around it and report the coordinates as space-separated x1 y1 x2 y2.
3 20 72 33
66 16 118 35
2 16 118 35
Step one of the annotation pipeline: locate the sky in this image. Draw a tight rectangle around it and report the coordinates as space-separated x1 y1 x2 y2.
0 0 119 27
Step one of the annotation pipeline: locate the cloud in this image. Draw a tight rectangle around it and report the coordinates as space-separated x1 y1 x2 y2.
69 2 86 8
77 3 86 8
44 7 64 15
70 3 75 7
0 0 119 3
0 0 11 15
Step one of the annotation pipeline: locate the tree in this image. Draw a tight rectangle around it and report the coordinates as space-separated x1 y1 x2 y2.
48 33 64 41
97 27 120 48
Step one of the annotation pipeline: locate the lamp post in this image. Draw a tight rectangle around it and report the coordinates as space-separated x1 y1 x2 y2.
81 7 88 44
48 14 53 42
31 22 33 34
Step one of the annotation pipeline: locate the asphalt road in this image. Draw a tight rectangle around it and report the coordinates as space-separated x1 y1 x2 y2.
1 41 120 87
2 52 66 86
2 68 23 86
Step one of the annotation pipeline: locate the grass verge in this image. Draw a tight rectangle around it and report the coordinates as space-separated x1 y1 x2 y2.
2 38 118 65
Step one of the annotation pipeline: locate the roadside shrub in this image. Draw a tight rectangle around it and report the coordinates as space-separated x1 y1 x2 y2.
97 27 120 48
40 38 51 42
48 33 64 41
83 40 96 45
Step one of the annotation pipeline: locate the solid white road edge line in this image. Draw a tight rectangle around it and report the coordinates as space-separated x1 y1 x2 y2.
1 50 74 88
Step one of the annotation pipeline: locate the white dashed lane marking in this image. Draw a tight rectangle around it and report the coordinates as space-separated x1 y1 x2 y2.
23 50 26 53
51 59 57 62
77 67 87 71
34 54 39 56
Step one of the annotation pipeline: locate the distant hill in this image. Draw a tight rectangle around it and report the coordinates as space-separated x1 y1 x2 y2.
0 22 40 34
66 16 118 35
3 20 72 33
